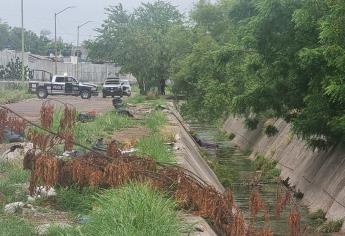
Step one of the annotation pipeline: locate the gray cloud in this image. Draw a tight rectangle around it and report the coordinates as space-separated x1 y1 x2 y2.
0 0 195 44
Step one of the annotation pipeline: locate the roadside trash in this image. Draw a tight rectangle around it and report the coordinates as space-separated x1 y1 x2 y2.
63 150 82 158
121 148 137 154
2 128 24 143
112 97 124 109
78 112 96 123
92 138 107 152
191 134 219 149
117 108 134 117
77 215 90 224
112 97 134 117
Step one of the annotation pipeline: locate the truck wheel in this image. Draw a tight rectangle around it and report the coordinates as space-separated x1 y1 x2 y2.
80 90 91 99
37 88 48 99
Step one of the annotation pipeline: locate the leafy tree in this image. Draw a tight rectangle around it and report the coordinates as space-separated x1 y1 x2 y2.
0 57 30 81
173 0 345 149
87 2 183 94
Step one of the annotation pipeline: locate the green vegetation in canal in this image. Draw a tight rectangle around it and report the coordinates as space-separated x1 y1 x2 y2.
308 209 344 233
252 155 281 182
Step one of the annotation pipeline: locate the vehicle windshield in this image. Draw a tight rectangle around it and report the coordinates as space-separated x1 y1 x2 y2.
104 79 120 85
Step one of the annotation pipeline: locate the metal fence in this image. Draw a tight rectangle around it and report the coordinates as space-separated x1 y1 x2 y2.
0 50 133 83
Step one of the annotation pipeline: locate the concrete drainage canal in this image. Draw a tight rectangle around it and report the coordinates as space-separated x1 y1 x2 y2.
188 121 316 235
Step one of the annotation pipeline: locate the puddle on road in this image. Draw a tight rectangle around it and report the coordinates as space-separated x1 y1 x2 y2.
188 122 316 235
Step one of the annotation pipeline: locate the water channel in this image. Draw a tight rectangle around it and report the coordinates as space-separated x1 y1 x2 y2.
187 122 318 235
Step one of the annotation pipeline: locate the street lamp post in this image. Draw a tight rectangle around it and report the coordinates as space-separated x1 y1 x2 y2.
76 21 93 79
54 6 75 74
21 0 24 83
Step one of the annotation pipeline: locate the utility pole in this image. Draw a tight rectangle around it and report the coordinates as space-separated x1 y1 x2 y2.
21 0 25 83
76 21 93 79
54 6 75 74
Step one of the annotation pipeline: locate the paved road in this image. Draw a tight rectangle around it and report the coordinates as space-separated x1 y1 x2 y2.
4 96 115 122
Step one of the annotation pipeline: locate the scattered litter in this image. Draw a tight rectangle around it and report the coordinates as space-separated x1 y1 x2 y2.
35 186 56 197
78 112 96 123
36 223 72 235
63 150 83 158
77 215 90 224
121 148 137 154
2 128 24 143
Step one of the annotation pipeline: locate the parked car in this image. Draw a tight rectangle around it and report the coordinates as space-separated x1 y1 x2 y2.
120 79 132 96
29 75 98 99
102 78 124 98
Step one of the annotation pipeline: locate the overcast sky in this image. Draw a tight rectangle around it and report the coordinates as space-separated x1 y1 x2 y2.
0 0 195 44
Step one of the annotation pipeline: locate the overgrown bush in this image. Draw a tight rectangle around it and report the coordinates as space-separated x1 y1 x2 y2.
83 183 181 236
0 58 29 81
244 118 259 130
264 125 279 137
317 219 344 233
55 186 100 214
252 155 280 180
0 162 30 206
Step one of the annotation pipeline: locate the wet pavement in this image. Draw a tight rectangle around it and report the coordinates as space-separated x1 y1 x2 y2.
4 96 115 122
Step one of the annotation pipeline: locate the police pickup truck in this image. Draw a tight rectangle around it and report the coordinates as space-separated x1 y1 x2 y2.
29 75 99 99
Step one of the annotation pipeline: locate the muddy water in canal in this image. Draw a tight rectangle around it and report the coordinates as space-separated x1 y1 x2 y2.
188 122 315 235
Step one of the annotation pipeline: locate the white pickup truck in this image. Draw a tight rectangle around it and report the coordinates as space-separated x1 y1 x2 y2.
29 75 99 99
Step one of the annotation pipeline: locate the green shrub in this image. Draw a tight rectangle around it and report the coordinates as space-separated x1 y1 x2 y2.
264 125 279 137
309 209 326 221
81 183 182 236
0 162 30 206
317 219 344 233
228 132 236 140
136 134 175 163
244 118 259 130
252 155 280 180
55 186 100 214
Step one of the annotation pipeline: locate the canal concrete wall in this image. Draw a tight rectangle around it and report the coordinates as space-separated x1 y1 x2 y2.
223 116 345 228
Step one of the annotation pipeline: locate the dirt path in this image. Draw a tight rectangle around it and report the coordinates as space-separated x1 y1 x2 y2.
4 96 115 122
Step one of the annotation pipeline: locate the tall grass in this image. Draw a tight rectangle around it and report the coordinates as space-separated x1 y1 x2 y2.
144 111 167 132
0 215 35 236
74 111 136 146
0 86 33 105
135 134 175 163
0 162 30 206
54 186 100 214
82 183 182 236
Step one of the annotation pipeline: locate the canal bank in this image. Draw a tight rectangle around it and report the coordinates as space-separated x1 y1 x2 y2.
223 116 345 232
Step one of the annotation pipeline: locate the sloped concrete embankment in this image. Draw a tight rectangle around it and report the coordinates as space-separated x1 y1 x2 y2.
223 116 345 228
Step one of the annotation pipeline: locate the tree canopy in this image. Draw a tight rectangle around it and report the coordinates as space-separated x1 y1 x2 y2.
0 20 72 56
88 0 345 149
87 2 185 94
